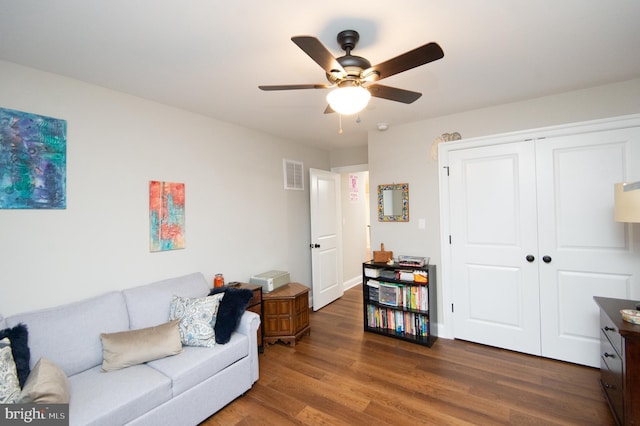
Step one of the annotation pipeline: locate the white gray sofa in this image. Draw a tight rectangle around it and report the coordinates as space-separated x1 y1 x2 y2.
1 272 260 426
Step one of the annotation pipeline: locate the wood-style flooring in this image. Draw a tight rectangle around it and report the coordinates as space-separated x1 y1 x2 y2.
202 285 614 425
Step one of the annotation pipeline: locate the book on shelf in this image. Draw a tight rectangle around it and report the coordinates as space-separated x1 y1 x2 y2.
379 270 396 280
398 270 414 281
365 304 430 337
364 267 380 278
369 282 429 312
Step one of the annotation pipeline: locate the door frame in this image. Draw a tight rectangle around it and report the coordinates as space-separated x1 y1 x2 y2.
438 114 640 339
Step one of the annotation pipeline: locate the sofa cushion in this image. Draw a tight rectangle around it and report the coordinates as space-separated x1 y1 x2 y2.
17 357 70 404
100 319 182 372
0 323 30 386
123 272 210 330
0 337 21 403
68 364 172 426
169 294 224 347
5 292 130 377
147 331 249 397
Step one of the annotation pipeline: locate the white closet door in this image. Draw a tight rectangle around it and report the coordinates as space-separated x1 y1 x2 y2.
449 141 541 355
536 129 640 367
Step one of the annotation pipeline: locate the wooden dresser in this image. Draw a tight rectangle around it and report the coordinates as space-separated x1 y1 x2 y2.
594 296 640 425
262 282 310 346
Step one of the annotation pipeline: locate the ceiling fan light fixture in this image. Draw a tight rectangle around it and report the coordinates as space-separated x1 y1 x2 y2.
326 86 371 115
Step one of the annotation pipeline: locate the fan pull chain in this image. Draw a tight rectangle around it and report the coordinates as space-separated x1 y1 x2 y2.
338 114 343 134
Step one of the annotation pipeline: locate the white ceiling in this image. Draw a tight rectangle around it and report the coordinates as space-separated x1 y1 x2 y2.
1 1 640 150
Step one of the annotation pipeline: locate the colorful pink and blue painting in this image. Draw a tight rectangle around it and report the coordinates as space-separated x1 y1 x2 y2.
0 107 67 209
149 181 186 252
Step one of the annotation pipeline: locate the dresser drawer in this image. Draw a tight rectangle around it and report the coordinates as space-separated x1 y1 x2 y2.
601 309 622 355
600 329 623 424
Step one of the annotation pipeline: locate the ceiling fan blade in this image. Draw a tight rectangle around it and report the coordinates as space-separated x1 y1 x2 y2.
366 42 444 81
259 84 332 91
368 84 422 104
291 36 347 77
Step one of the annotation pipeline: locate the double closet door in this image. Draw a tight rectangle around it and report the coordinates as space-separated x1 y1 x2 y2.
447 126 640 367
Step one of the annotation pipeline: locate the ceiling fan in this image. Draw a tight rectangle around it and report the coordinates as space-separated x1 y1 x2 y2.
259 30 444 115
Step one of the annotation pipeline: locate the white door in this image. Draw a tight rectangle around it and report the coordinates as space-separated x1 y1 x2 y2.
537 130 640 366
449 142 542 355
309 168 343 310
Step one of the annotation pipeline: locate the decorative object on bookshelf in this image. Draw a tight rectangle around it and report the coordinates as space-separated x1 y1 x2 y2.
397 255 428 267
373 243 393 263
378 283 400 307
362 260 437 347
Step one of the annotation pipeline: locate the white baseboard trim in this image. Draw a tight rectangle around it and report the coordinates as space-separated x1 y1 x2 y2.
343 276 361 291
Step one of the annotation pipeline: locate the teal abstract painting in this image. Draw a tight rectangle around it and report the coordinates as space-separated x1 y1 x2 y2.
0 107 67 209
149 181 186 252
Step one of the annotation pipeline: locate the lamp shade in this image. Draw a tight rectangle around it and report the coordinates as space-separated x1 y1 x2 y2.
326 86 371 115
614 182 640 223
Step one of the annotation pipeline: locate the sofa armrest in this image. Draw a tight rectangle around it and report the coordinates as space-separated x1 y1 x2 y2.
235 310 260 383
236 310 260 337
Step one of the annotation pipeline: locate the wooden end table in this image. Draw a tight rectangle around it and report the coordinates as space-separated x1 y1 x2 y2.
262 282 311 346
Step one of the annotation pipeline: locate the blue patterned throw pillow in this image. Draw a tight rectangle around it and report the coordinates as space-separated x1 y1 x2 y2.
0 338 21 403
169 294 225 347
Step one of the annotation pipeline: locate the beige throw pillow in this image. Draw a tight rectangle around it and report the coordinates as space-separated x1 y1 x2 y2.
17 357 70 404
100 319 182 372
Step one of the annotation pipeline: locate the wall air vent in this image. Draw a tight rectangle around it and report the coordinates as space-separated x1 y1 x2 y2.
283 159 304 190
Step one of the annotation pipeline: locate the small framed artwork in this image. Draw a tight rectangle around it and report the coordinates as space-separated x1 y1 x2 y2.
149 181 185 252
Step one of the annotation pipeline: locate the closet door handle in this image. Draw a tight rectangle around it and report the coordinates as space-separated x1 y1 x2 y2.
542 255 552 263
526 255 535 263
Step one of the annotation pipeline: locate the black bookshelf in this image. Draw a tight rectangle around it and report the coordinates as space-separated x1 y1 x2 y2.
362 260 437 347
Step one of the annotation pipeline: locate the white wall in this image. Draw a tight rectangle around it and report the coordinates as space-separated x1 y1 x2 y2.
330 146 367 168
368 78 640 332
0 61 330 317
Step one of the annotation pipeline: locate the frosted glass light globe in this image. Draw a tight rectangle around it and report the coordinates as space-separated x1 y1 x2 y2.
326 86 371 115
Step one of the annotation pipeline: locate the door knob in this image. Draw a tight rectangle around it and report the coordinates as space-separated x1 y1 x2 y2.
542 256 552 263
309 243 320 248
526 255 535 263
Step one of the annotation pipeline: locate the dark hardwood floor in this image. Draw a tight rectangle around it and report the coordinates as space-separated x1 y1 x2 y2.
203 285 614 425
